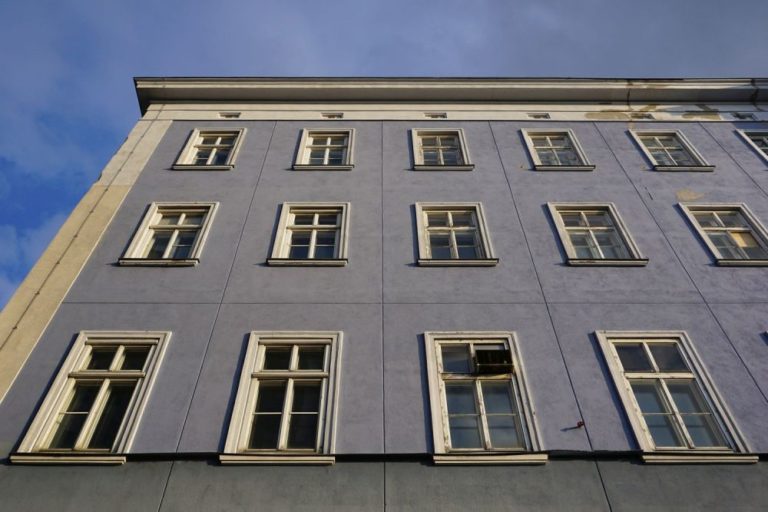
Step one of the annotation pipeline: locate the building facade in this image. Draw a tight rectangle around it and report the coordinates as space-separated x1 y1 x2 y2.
0 78 767 511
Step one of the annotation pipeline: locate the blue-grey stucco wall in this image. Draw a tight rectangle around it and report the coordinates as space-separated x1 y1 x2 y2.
0 118 766 510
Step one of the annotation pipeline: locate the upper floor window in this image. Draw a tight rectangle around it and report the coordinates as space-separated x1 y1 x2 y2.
521 129 594 171
174 128 245 170
680 203 768 266
411 129 474 171
548 203 647 266
424 332 544 464
268 202 350 266
221 331 342 464
12 331 171 464
294 129 355 170
596 331 753 463
414 203 498 266
119 202 218 266
737 130 768 163
630 130 713 171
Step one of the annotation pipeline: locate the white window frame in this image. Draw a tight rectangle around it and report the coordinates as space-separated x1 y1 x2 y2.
293 129 355 171
221 331 342 465
548 202 647 266
12 331 171 465
595 330 755 464
679 203 768 266
119 202 219 267
411 128 474 171
629 130 714 171
424 331 545 465
521 129 595 171
414 202 498 266
173 128 246 170
268 202 350 266
736 130 768 164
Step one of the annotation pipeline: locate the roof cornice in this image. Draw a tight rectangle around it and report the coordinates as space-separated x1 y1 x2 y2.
134 77 768 114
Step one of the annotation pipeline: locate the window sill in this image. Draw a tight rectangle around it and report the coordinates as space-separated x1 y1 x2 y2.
642 453 758 465
117 258 199 267
172 164 235 171
267 258 348 267
413 164 475 171
715 258 768 267
219 454 335 465
10 453 126 465
653 165 714 172
433 453 548 465
534 164 595 172
567 258 649 267
418 258 499 267
292 164 354 171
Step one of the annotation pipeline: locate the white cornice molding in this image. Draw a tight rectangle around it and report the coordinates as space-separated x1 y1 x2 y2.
134 77 768 113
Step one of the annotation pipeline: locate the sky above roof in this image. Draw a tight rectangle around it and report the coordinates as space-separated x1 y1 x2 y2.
0 0 767 306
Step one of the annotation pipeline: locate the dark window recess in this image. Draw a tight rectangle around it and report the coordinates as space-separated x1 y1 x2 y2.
474 349 513 374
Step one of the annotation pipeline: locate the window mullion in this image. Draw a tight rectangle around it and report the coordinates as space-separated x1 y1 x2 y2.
162 230 180 259
309 229 318 258
278 378 295 451
659 379 695 448
315 378 328 452
110 346 126 371
588 229 604 258
476 380 492 449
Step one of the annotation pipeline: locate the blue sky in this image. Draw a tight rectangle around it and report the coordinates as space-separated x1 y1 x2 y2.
0 0 767 306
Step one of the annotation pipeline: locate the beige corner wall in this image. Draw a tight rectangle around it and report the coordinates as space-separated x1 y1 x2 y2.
0 112 171 402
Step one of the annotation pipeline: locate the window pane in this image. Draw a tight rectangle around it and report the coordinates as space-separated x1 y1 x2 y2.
298 347 325 370
48 384 100 449
631 381 668 414
145 232 172 259
212 148 231 165
455 233 479 259
263 348 291 370
667 381 726 446
616 344 653 372
292 382 321 413
193 149 212 165
448 415 482 449
121 347 151 371
308 149 326 165
640 136 661 148
426 212 449 227
88 383 136 449
327 149 344 165
315 231 336 245
718 212 748 228
317 214 338 225
249 415 281 449
422 150 439 165
421 136 437 147
441 149 462 165
170 231 197 259
451 212 474 227
569 232 598 259
287 414 318 449
313 246 335 259
708 233 741 259
731 232 768 259
87 347 117 370
445 382 477 415
441 345 471 373
649 345 688 372
555 149 581 166
328 136 347 146
487 415 522 448
429 234 452 259
537 149 559 166
157 214 181 226
644 414 684 447
667 381 707 414
481 382 516 414
289 246 310 259
255 381 287 412
585 212 611 227
693 212 719 228
667 149 696 166
182 213 205 226
293 214 314 226
561 213 585 227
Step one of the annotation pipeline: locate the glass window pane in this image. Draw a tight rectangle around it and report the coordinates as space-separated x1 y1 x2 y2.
429 234 452 259
317 214 338 225
555 149 581 166
182 214 205 226
667 149 696 166
287 413 318 449
667 381 707 414
88 383 136 449
693 212 719 228
289 246 310 259
263 348 291 370
730 232 768 259
422 149 439 165
594 232 628 259
631 381 668 414
170 231 197 259
537 149 558 166
681 415 725 447
644 414 684 447
249 414 281 449
448 415 482 449
421 136 437 147
649 345 688 372
255 381 287 412
561 213 584 227
121 347 151 371
426 212 449 227
445 382 477 415
308 149 326 165
48 384 100 449
708 233 741 259
298 347 325 370
315 231 336 245
481 382 516 414
441 345 471 373
313 246 335 259
293 214 314 226
451 212 474 227
616 344 653 372
585 212 611 227
487 415 522 448
327 150 344 165
212 148 231 165
292 382 321 413
145 232 171 259
718 212 748 228
441 150 462 165
157 214 181 226
569 232 598 259
87 347 117 370
640 137 660 148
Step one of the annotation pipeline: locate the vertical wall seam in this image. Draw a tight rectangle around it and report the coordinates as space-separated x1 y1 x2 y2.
593 123 768 407
380 121 387 512
173 121 277 451
155 460 176 512
592 459 615 512
488 121 595 451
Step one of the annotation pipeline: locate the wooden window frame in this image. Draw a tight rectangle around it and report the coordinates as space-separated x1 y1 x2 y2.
267 202 350 267
630 130 714 171
173 128 246 170
411 128 474 171
414 202 498 266
521 129 595 171
293 129 355 171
